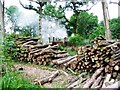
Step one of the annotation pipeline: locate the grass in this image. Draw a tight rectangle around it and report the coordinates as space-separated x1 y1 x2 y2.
0 43 42 89
53 83 65 88
1 71 42 89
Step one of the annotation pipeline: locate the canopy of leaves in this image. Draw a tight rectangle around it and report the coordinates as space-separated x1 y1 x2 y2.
43 4 65 20
6 5 19 22
109 17 120 39
89 25 105 40
66 11 98 38
100 17 120 39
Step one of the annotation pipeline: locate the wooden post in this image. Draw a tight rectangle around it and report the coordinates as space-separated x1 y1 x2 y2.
101 0 111 40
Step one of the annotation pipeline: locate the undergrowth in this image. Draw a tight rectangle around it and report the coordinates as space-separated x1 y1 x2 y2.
0 34 42 89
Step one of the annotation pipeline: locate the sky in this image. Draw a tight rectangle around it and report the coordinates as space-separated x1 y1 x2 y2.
4 0 119 22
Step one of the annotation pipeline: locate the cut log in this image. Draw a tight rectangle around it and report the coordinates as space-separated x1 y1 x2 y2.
34 71 59 85
66 72 87 87
83 67 104 88
102 74 111 88
63 57 77 67
91 75 102 88
29 44 51 49
55 53 69 58
67 68 77 75
67 79 80 88
52 56 76 65
104 81 120 88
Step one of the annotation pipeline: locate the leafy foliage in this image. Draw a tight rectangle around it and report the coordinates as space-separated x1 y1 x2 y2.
18 26 37 37
5 5 20 33
1 71 41 89
89 25 105 40
100 17 120 39
67 11 98 38
109 17 120 39
68 34 84 46
3 34 18 60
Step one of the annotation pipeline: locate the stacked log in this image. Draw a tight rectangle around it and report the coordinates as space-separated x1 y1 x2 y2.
66 68 120 89
14 36 38 62
68 36 120 80
14 36 75 66
14 36 120 80
13 36 120 88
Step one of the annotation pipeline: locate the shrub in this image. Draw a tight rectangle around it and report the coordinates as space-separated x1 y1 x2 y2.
89 26 105 40
3 34 18 60
68 34 84 46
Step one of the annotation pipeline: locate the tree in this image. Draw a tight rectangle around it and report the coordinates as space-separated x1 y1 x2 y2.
100 17 120 39
109 17 120 39
89 25 105 40
18 25 36 37
0 0 5 42
19 0 98 43
19 0 48 44
110 0 120 6
6 5 20 34
66 11 98 38
101 0 111 40
43 3 98 38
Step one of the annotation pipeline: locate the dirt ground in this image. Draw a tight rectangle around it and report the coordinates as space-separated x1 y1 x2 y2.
14 63 76 88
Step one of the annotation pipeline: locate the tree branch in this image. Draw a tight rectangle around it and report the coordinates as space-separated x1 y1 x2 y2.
110 1 120 6
19 0 40 14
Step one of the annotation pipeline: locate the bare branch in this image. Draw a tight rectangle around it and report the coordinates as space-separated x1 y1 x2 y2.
110 1 120 6
19 0 40 13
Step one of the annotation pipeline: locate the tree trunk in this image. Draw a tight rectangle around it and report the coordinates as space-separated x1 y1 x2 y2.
101 0 111 40
0 0 5 43
37 7 43 44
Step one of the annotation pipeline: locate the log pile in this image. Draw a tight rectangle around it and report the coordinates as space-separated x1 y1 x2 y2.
14 36 75 66
68 36 120 80
66 68 120 89
13 36 120 88
14 36 120 80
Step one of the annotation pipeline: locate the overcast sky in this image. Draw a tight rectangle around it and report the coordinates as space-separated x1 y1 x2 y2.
4 0 119 25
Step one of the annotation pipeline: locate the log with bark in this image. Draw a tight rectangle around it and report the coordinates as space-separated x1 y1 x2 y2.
34 71 59 85
83 67 104 88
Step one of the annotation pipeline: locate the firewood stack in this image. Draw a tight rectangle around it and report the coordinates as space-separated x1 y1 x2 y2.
68 36 120 80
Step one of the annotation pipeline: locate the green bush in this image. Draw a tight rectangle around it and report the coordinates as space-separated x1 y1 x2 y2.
3 34 18 60
68 34 84 46
19 26 37 37
89 26 105 40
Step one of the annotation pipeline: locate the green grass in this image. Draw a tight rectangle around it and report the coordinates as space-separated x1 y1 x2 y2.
53 83 65 88
0 42 42 89
1 71 42 89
